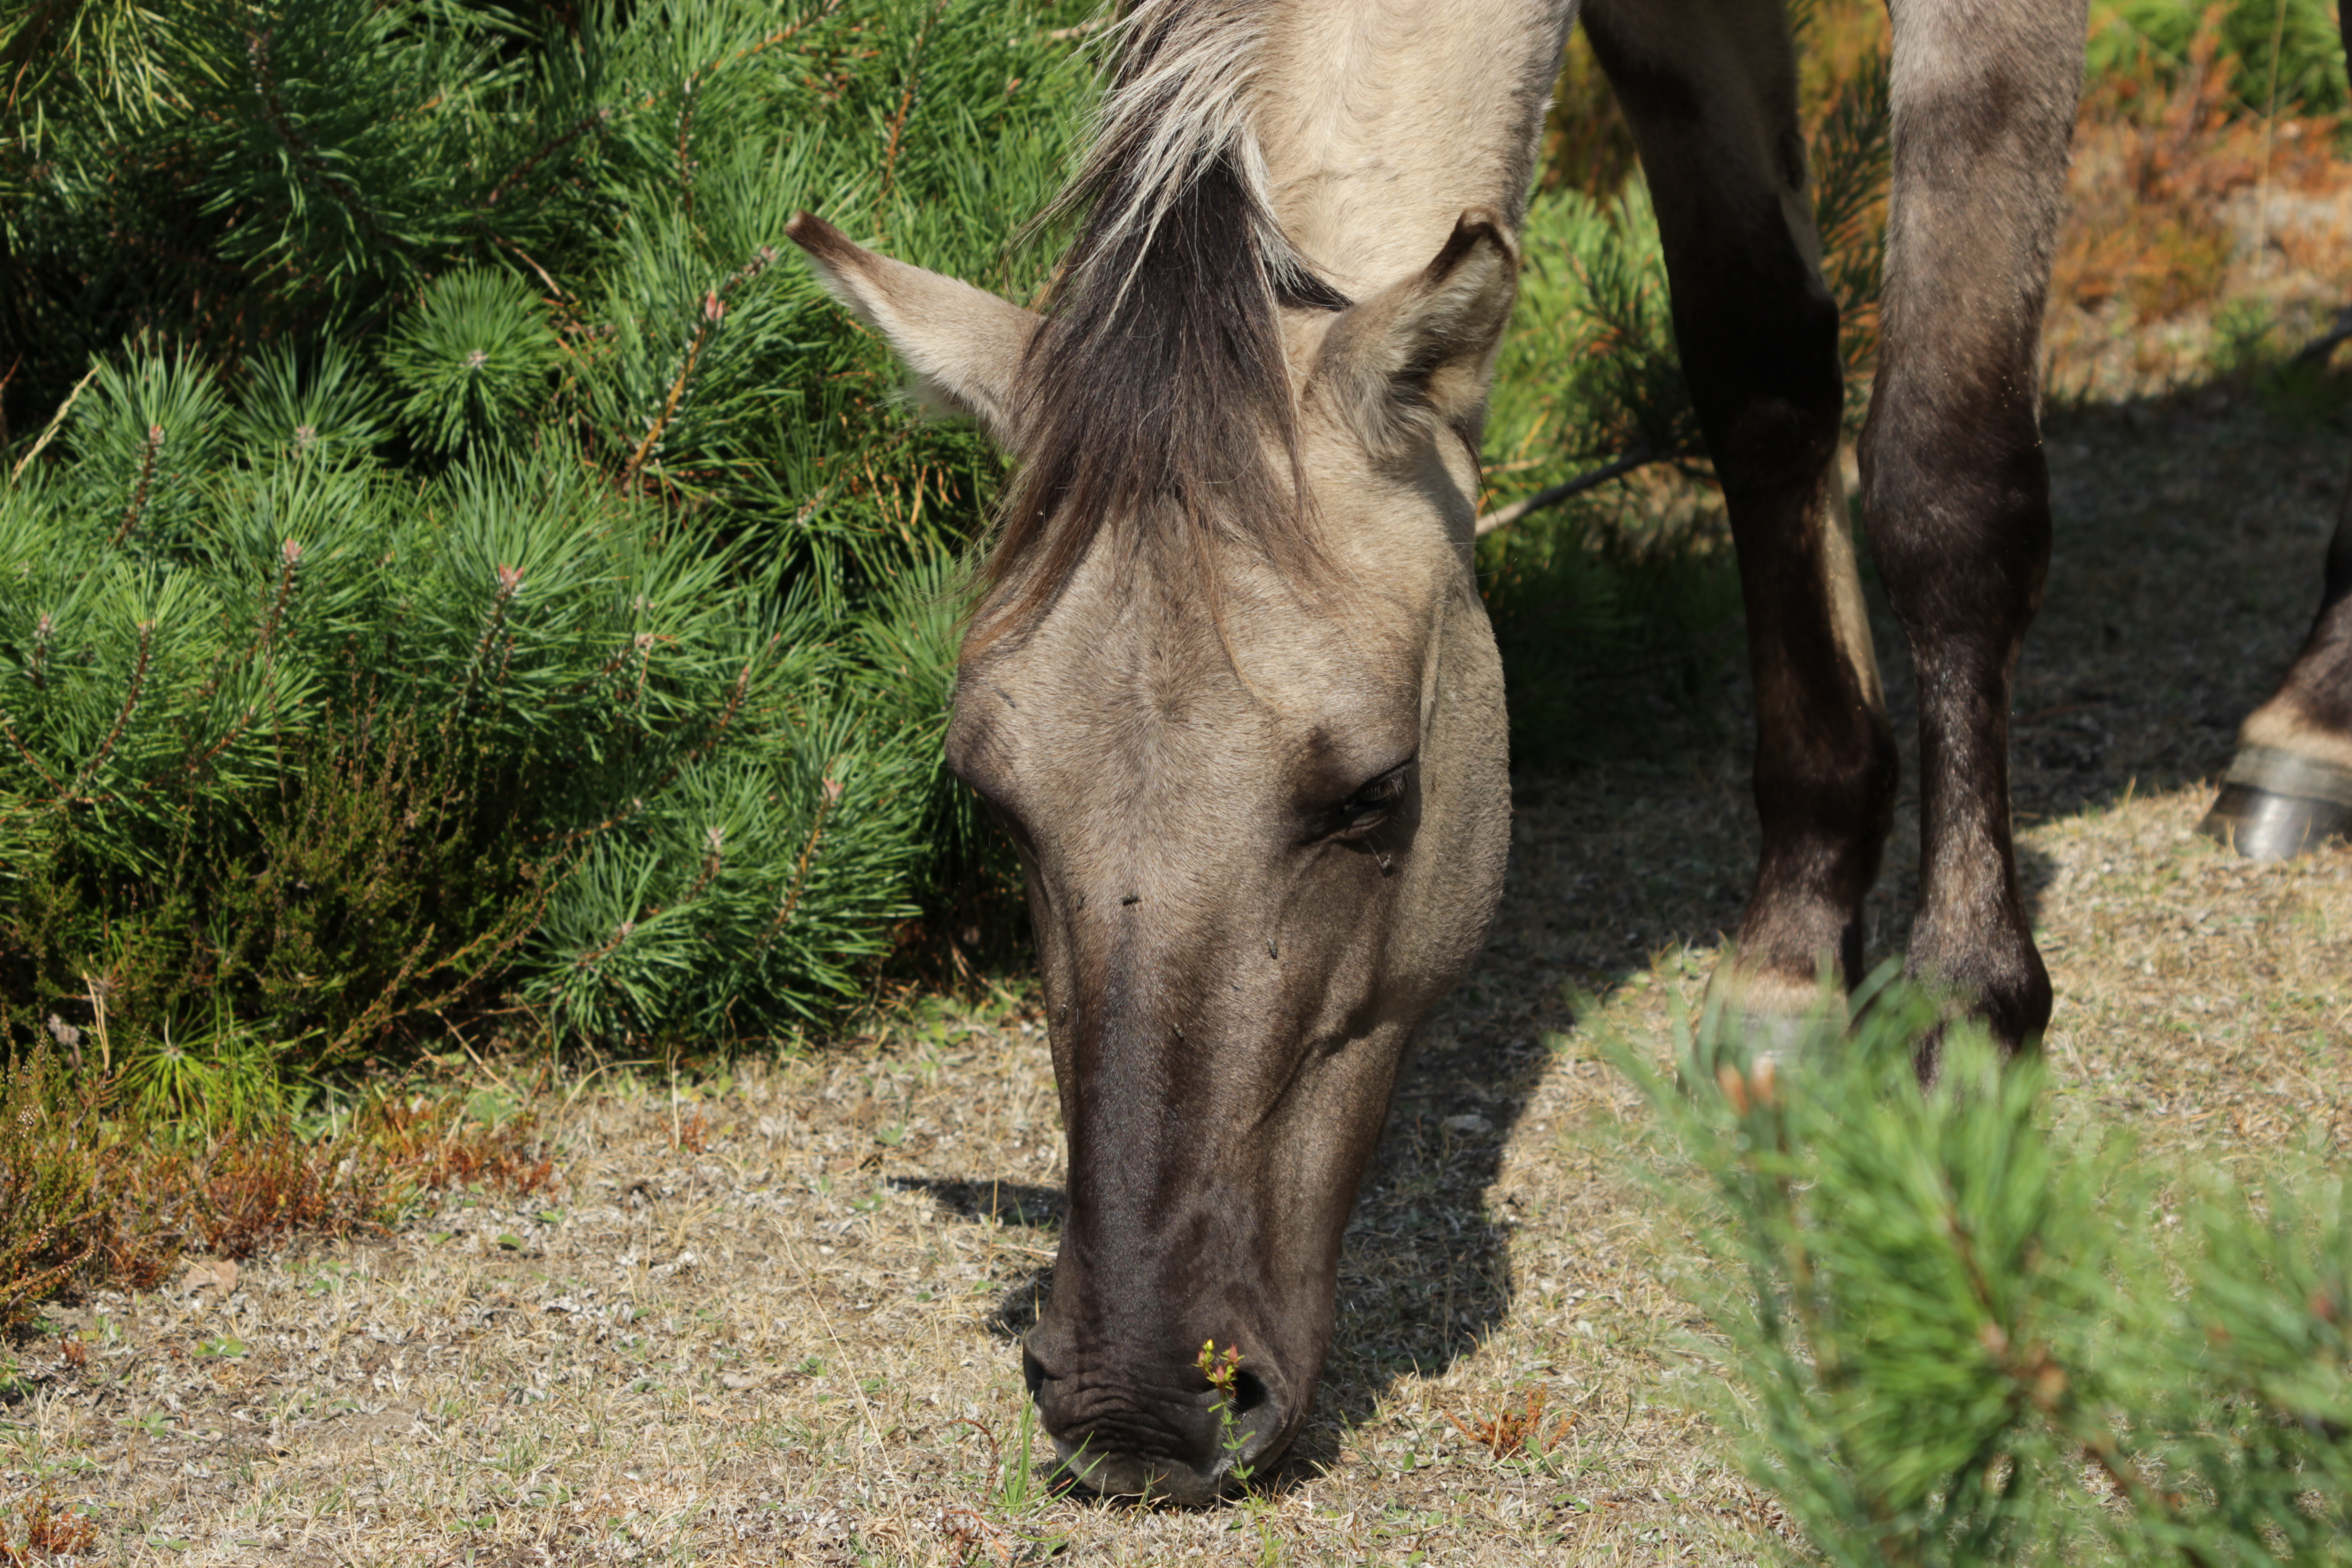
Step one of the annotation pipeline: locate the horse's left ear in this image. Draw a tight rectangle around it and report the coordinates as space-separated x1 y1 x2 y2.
786 212 1039 447
1314 210 1519 457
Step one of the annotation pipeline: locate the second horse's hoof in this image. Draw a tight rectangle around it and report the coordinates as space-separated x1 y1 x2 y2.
2199 745 2352 860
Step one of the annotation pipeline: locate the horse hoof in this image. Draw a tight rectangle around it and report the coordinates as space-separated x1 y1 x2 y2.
1691 965 1845 1087
2199 745 2352 860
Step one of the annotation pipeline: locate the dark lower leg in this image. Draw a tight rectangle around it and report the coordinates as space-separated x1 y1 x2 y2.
1730 459 1899 1005
1867 426 2054 1050
1700 418 1900 1019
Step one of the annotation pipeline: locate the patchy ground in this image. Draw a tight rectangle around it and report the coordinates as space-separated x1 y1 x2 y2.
11 192 2352 1568
5 380 2343 1566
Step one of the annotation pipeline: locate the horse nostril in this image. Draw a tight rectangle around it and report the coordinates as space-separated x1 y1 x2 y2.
1230 1368 1270 1414
1021 1348 1046 1397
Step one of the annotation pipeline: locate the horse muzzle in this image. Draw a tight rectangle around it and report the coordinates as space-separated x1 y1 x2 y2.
1023 1338 1298 1503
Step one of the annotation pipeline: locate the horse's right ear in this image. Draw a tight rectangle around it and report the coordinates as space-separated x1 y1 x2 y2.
1313 209 1519 458
786 213 1039 447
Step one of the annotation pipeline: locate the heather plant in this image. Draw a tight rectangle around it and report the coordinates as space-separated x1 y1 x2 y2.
0 1038 176 1332
1626 977 2352 1566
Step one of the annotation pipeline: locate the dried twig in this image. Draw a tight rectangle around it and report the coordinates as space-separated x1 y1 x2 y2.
109 424 164 548
876 0 950 210
481 108 611 210
247 29 404 253
2293 306 2352 367
6 365 98 486
67 621 154 798
620 248 778 490
756 773 844 955
675 80 700 224
1475 442 1672 537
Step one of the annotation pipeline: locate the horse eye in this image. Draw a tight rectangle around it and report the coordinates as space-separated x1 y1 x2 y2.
1328 764 1410 841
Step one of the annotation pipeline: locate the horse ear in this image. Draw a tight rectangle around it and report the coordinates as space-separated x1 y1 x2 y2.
786 212 1039 446
1315 210 1519 457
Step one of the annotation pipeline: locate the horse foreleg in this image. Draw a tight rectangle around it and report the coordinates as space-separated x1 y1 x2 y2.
1584 0 1897 1036
1862 0 2086 1052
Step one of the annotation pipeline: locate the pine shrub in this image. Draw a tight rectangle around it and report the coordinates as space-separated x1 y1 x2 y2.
2 0 1090 1084
2 358 968 1074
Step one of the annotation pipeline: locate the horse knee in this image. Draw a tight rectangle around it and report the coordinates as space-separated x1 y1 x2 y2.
1683 268 1844 503
1861 422 2051 649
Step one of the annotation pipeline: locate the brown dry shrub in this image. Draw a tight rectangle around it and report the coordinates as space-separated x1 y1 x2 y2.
1444 1386 1575 1460
2055 6 2345 322
160 1126 392 1261
105 1088 555 1265
356 1089 559 1197
0 1045 176 1333
4 1489 99 1559
0 1072 557 1323
175 1088 560 1259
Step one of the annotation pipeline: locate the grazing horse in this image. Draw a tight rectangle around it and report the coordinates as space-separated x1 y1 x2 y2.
2200 0 2352 858
787 0 2340 1501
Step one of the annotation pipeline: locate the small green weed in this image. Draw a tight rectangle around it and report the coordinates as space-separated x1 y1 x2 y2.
937 1398 1067 1563
992 1396 1048 1512
1197 1338 1256 1489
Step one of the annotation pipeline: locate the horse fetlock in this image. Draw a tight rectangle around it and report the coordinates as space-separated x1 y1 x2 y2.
1729 857 1872 990
1901 918 2052 1058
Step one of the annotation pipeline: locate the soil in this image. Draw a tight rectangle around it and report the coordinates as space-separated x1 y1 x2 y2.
10 202 2352 1568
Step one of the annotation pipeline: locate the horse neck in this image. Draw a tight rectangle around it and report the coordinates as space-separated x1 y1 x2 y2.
1253 0 1576 295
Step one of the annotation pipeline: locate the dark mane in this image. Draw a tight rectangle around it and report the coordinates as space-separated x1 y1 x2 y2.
971 10 1348 645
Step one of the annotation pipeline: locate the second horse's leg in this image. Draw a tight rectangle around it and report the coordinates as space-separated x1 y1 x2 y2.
2202 485 2352 856
2200 0 2352 858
